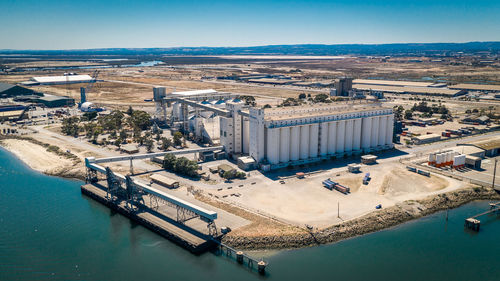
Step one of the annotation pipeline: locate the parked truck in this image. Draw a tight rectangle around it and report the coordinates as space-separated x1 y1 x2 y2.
322 178 350 194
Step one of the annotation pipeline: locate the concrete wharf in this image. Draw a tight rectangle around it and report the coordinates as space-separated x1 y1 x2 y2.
81 182 215 254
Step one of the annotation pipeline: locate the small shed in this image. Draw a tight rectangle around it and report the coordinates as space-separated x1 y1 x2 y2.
412 134 441 144
218 164 235 176
465 156 482 170
150 173 179 188
121 144 139 154
237 156 256 171
361 155 378 164
348 163 361 173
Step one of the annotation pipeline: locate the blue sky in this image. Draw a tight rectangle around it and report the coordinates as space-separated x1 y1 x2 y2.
1 0 499 50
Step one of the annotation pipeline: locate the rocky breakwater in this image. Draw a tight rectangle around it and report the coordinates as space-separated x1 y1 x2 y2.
223 186 500 250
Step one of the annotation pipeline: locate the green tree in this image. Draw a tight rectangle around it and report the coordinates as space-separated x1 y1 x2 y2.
298 93 306 99
81 111 97 121
262 104 272 109
173 131 183 146
160 137 172 151
130 110 152 130
163 154 176 170
313 93 330 103
404 110 413 120
61 116 80 137
145 138 154 153
119 130 128 141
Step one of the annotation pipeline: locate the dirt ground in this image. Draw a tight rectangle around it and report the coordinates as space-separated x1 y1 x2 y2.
218 161 466 228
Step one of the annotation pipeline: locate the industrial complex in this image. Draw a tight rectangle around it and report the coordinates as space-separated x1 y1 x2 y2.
1 52 499 275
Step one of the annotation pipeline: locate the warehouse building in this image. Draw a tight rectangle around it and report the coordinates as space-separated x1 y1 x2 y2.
37 95 75 108
0 82 38 98
224 102 395 169
30 74 94 85
352 84 466 97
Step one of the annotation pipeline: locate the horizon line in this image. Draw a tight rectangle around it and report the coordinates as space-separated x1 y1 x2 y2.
1 41 499 52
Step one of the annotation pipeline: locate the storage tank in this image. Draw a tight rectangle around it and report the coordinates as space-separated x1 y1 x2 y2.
336 120 346 153
266 128 280 164
173 102 183 120
436 153 443 166
309 123 319 158
378 115 387 146
290 126 300 161
361 117 372 149
371 116 380 147
353 118 362 151
453 155 461 167
300 125 310 159
328 122 337 154
319 122 329 156
279 127 290 163
446 152 453 165
242 119 250 154
428 153 436 165
344 119 354 152
386 115 394 145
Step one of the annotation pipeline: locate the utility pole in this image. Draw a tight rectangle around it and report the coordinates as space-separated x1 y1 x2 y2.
337 202 340 218
492 159 498 189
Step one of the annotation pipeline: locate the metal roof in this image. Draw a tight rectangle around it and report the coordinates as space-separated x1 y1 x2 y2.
449 83 500 92
353 84 463 96
353 79 434 88
171 89 217 96
31 75 93 83
0 82 16 93
463 136 500 151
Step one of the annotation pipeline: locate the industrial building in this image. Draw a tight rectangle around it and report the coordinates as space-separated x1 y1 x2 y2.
449 83 500 93
0 83 38 98
36 95 75 108
29 74 94 85
154 88 395 170
352 84 465 97
244 102 394 168
333 78 353 96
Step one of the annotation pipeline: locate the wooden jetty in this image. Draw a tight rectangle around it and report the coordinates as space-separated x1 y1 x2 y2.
464 202 500 231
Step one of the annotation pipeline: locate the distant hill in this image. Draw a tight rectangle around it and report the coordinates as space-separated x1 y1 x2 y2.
1 42 500 56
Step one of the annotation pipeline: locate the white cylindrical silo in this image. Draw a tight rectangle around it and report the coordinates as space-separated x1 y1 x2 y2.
319 122 329 156
280 127 290 163
361 117 372 150
436 153 443 165
336 120 346 153
386 115 394 145
242 119 250 154
344 119 354 152
290 126 300 161
328 121 337 154
266 128 280 165
309 123 319 158
371 116 380 147
300 125 310 159
353 118 362 151
378 116 387 146
428 153 436 163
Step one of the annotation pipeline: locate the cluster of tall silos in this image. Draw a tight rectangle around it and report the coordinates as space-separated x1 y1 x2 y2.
428 151 466 168
265 114 394 165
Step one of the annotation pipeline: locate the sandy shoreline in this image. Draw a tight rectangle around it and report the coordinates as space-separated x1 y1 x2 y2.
1 136 499 251
0 137 85 180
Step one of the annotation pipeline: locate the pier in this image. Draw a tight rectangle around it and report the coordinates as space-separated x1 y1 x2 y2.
82 156 268 273
464 202 500 231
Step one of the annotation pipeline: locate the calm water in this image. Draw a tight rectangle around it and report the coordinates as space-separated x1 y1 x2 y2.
0 147 499 281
